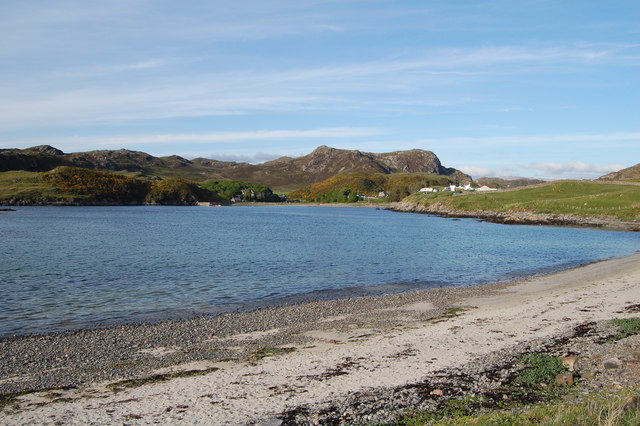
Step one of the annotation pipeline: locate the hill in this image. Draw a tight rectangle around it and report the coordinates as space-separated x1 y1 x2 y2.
288 172 453 202
0 167 280 206
0 145 470 191
476 177 546 189
598 163 640 182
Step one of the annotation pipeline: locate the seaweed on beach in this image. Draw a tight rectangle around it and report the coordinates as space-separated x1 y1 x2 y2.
106 367 220 392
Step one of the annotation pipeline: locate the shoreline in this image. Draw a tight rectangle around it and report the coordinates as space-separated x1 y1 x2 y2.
2 252 640 423
5 201 638 231
391 200 640 232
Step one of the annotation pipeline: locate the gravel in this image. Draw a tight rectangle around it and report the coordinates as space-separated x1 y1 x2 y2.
0 281 512 396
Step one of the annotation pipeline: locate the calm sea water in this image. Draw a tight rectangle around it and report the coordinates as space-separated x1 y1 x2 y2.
0 206 638 337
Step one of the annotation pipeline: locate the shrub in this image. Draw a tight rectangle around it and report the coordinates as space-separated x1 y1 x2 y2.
42 166 150 203
145 178 207 205
514 353 567 386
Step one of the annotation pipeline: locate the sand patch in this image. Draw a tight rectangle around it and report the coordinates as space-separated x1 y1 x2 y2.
395 301 436 312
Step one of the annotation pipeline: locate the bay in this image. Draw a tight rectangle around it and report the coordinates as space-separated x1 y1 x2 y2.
0 205 638 337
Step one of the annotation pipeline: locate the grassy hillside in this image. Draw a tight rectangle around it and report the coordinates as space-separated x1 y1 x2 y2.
288 172 452 202
402 181 640 221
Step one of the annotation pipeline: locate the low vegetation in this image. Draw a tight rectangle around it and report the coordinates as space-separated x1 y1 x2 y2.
403 181 640 221
398 347 640 425
399 388 640 425
514 353 567 386
599 318 640 343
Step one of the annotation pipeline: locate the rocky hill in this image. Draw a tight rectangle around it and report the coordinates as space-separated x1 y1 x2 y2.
476 177 546 188
599 163 640 181
1 145 470 191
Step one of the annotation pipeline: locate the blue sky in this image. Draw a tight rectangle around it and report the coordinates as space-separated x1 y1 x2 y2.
1 0 639 179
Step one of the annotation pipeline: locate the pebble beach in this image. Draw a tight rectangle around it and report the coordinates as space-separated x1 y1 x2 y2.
2 252 640 424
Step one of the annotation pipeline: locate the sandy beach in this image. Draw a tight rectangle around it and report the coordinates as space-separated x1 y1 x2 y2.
2 252 640 424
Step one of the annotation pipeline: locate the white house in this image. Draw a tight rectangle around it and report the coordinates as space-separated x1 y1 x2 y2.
419 187 434 193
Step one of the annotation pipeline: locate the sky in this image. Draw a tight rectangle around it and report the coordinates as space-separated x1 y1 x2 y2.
1 0 639 180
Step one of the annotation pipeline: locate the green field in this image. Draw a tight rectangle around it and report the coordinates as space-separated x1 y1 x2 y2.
404 181 640 221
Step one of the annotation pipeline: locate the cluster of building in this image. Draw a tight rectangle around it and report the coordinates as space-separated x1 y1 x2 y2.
419 184 498 193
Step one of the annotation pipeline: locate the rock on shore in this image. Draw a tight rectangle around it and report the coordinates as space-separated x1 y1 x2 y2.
391 200 640 231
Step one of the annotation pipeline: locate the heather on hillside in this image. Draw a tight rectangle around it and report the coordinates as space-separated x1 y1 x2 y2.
288 172 452 202
43 167 151 204
0 167 278 205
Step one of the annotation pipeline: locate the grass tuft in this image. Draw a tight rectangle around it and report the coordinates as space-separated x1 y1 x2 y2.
599 318 640 343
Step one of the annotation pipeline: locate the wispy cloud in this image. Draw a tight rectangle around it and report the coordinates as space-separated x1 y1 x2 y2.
9 127 383 152
94 128 383 146
2 43 637 130
412 132 640 147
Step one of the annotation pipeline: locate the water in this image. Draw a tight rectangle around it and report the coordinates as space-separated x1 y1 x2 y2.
1 206 638 337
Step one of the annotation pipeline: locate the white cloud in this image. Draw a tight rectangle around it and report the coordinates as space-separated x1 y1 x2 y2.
527 161 626 176
457 166 495 178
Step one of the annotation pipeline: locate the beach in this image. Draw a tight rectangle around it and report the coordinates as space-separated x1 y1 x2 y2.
2 252 640 424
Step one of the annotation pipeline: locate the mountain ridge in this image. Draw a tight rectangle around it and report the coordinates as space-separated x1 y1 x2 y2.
0 145 471 191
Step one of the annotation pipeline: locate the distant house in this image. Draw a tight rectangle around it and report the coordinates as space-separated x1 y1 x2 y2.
378 191 388 198
230 196 243 203
419 188 434 193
